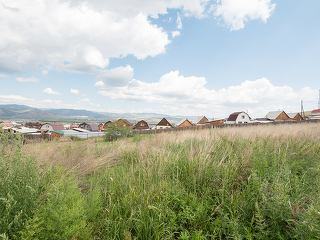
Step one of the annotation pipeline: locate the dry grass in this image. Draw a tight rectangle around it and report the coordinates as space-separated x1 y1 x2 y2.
22 122 320 176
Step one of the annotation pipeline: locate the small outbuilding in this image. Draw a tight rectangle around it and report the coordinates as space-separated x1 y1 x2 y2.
156 118 172 129
78 122 99 132
134 120 150 130
226 112 251 124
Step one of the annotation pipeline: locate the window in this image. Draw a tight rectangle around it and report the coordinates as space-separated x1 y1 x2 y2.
242 115 245 119
141 123 144 126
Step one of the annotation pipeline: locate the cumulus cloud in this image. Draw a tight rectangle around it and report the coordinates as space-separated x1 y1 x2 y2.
42 88 61 95
81 98 90 102
96 65 134 87
172 31 181 38
96 70 317 117
213 0 276 31
15 77 39 82
70 89 80 94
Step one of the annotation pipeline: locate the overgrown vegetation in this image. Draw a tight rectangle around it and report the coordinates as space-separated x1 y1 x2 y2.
104 122 135 142
1 123 320 239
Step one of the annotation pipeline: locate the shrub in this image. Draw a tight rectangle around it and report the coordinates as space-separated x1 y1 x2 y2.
104 122 134 142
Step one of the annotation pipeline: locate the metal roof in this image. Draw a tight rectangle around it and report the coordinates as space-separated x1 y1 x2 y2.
287 113 301 118
265 111 284 120
227 112 242 121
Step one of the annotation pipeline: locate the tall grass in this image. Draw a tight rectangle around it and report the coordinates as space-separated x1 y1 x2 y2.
1 122 320 239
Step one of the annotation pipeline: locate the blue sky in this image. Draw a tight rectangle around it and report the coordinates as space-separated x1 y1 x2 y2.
0 0 319 119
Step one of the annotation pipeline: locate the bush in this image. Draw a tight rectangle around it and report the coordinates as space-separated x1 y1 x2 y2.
104 122 134 142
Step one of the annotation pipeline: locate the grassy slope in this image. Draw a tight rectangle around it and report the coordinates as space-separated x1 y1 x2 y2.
1 122 320 239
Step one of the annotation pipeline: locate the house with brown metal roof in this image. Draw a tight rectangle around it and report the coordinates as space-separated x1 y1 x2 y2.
116 119 133 128
78 122 99 132
134 120 150 130
156 118 172 129
103 120 113 130
40 122 65 132
226 112 251 124
176 119 193 127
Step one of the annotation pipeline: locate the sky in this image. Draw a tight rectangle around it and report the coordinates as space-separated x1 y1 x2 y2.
0 0 320 119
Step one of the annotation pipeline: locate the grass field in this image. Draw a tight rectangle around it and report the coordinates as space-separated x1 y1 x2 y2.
1 122 320 239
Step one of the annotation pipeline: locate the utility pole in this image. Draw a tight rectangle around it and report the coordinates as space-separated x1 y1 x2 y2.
318 89 320 109
301 100 305 119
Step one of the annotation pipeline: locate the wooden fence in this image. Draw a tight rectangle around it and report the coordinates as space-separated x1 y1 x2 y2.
23 134 51 144
136 119 320 135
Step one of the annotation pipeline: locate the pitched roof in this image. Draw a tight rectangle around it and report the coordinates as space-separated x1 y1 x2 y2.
265 111 288 120
87 122 99 131
118 118 133 126
0 122 13 127
287 113 302 118
156 118 172 127
227 112 242 121
312 109 320 114
192 116 208 124
176 119 193 126
43 122 65 131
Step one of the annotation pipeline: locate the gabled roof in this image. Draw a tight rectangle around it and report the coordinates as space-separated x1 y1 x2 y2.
192 116 208 124
287 113 302 118
118 118 133 126
134 120 150 129
265 111 289 120
227 112 243 121
176 119 193 126
156 118 172 127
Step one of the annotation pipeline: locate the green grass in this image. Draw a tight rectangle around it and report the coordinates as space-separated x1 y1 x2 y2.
1 124 320 239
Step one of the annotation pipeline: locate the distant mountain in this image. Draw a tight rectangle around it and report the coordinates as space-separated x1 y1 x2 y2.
0 104 32 110
0 107 58 120
0 104 198 123
43 109 107 119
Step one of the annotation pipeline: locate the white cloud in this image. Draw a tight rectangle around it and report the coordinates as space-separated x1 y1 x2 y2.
0 95 34 103
176 12 182 29
15 77 39 82
172 31 181 38
96 65 134 87
213 0 276 31
0 74 7 78
96 71 317 117
81 98 90 102
90 103 101 107
42 88 61 95
70 88 80 94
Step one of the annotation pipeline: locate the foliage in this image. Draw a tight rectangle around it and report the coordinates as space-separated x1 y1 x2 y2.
0 128 42 239
104 121 135 142
3 123 320 238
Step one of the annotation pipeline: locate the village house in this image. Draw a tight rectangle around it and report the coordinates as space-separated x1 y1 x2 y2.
226 112 251 124
98 123 104 132
0 122 13 128
287 113 303 121
176 119 193 127
24 121 42 129
134 120 150 130
78 122 99 132
265 111 290 121
116 119 133 128
206 119 225 126
40 122 65 132
156 118 172 129
193 116 208 125
103 120 113 129
311 109 320 119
